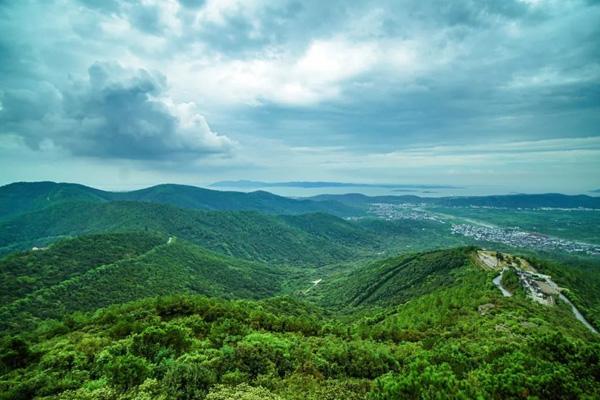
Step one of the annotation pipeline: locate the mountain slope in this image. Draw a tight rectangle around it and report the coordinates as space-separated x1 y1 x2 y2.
0 201 390 264
0 235 284 331
0 182 109 219
0 181 359 220
307 248 472 308
0 232 164 305
123 184 359 216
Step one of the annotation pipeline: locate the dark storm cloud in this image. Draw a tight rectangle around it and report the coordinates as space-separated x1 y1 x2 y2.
0 61 233 160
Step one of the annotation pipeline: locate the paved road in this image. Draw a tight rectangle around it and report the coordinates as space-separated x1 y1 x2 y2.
493 270 512 297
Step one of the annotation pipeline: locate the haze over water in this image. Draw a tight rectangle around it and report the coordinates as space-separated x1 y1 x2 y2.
212 183 598 198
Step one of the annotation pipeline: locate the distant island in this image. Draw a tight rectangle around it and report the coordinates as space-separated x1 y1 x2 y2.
211 180 462 190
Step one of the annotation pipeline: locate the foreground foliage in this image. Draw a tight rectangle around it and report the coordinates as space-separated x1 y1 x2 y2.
2 257 598 399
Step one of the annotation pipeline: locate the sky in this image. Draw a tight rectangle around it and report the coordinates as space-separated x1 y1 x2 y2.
1 0 599 194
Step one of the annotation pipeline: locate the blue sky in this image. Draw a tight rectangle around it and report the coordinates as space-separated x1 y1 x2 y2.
0 0 599 193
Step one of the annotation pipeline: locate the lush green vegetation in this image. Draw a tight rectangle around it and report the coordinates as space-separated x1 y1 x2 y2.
355 219 474 253
304 248 472 309
0 182 359 221
0 233 164 306
0 235 289 332
1 262 598 399
1 184 599 398
0 201 474 265
0 202 376 264
500 268 522 295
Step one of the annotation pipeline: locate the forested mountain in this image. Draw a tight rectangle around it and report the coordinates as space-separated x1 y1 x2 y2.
0 233 472 333
0 200 468 263
309 248 472 308
0 234 286 332
0 202 366 263
0 232 165 306
1 182 599 398
0 182 359 220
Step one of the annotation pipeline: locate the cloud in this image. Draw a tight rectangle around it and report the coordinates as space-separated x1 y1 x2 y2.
1 0 599 191
77 0 182 35
172 34 451 107
0 62 234 160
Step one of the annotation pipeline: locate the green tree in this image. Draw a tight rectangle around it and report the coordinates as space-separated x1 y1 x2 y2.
103 354 150 391
206 384 282 400
163 354 217 400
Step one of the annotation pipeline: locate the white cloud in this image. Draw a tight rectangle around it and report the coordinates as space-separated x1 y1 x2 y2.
168 35 454 106
505 65 600 89
161 98 236 152
2 0 599 191
194 0 263 25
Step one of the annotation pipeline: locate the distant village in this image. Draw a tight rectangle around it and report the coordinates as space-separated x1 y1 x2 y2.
362 202 600 256
367 203 445 223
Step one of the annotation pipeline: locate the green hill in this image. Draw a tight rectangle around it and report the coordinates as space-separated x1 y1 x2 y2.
0 182 359 220
122 184 359 216
0 234 284 331
0 201 435 265
0 240 479 333
0 232 164 306
1 189 599 398
0 182 110 219
308 248 472 309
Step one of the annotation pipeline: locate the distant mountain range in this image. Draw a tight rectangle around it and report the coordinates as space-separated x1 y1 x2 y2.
2 183 599 227
308 192 600 209
211 180 461 189
0 181 359 220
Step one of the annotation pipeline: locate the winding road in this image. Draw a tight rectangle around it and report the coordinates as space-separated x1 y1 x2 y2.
492 270 597 334
558 293 598 334
493 270 512 297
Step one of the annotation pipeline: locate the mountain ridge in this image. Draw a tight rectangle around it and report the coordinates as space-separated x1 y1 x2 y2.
308 192 600 209
211 180 459 189
0 181 360 220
